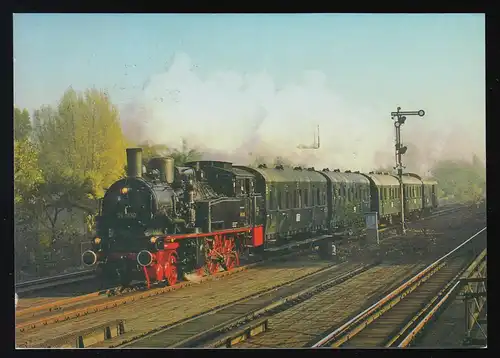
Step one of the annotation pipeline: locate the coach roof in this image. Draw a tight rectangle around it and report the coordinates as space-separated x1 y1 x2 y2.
362 173 400 187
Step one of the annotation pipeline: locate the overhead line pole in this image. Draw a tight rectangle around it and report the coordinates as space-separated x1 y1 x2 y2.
391 107 425 235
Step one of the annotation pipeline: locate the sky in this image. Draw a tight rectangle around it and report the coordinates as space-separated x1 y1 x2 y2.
13 14 485 173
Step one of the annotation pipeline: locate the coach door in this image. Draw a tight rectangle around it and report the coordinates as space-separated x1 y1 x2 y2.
251 194 264 227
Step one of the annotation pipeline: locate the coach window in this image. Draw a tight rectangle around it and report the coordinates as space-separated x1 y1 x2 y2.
277 190 282 210
269 188 274 210
312 187 316 205
298 189 303 208
304 189 309 207
285 190 290 209
317 188 321 206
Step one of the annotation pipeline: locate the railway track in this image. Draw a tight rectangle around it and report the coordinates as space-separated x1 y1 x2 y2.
15 270 95 294
312 227 486 348
15 247 316 333
116 261 381 348
16 252 342 348
15 204 478 348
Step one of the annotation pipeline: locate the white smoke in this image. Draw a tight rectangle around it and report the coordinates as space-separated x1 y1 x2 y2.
120 52 485 172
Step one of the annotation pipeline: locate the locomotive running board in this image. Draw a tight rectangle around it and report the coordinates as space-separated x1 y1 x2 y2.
264 235 333 253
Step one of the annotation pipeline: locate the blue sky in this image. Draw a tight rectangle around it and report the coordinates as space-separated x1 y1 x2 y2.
13 14 485 171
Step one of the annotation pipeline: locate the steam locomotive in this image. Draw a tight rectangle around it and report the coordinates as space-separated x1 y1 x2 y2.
82 148 438 288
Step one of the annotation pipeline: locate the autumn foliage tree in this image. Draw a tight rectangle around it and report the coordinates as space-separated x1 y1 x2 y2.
14 89 129 277
430 155 486 204
32 88 128 241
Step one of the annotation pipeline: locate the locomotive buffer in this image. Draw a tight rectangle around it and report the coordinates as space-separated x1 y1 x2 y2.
391 107 425 235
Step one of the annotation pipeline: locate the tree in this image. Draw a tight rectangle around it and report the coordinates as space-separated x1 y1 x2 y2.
14 140 43 205
14 139 45 270
33 87 128 244
430 157 486 204
14 107 32 141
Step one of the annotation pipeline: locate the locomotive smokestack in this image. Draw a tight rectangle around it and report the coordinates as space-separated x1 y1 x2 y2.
126 148 143 178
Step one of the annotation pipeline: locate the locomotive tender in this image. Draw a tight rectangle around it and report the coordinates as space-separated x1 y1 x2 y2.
82 148 438 288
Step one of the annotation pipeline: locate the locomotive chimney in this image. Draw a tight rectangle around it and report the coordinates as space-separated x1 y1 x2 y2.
126 148 143 178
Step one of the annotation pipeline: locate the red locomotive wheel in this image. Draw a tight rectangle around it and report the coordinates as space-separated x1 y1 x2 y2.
164 252 178 286
203 235 224 275
223 238 239 271
206 261 220 275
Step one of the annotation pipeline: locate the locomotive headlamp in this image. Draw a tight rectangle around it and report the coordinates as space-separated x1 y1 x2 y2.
120 187 129 195
93 237 102 245
150 236 158 244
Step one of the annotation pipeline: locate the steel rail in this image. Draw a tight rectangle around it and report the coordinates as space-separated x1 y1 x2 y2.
396 250 487 347
15 270 95 288
311 226 486 348
116 262 375 348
